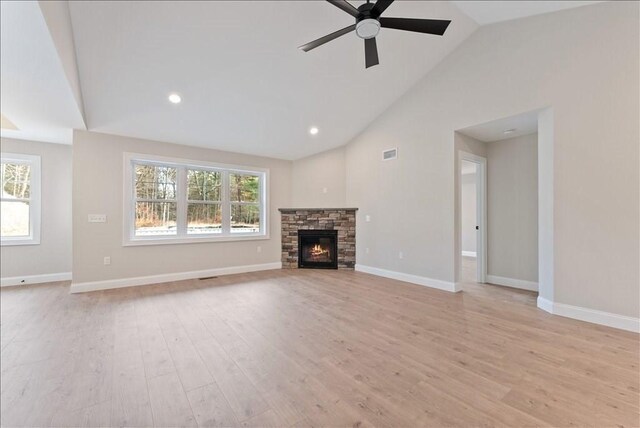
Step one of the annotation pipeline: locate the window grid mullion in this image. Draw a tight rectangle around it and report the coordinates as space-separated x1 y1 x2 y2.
130 161 137 241
260 172 266 235
221 171 230 234
186 200 222 204
135 198 177 203
177 167 188 236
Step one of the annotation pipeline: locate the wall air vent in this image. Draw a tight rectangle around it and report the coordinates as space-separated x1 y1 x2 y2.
382 148 398 161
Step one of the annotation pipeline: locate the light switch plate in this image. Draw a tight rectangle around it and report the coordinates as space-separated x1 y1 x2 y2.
88 214 107 223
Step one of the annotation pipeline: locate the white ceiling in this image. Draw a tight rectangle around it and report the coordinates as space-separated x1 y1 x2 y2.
1 1 603 158
0 1 84 145
452 1 603 25
68 1 478 160
458 110 539 142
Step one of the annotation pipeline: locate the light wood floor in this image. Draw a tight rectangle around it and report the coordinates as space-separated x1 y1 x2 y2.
460 256 540 306
1 269 638 427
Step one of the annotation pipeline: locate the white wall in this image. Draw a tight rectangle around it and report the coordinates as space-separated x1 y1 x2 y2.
291 146 346 208
487 133 538 283
344 2 638 318
1 137 72 283
72 130 291 285
461 167 477 254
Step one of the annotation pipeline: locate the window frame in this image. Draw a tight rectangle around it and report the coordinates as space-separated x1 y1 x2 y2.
0 153 41 246
123 153 268 246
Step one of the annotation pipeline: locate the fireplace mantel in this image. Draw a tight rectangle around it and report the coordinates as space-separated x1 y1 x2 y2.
279 208 357 269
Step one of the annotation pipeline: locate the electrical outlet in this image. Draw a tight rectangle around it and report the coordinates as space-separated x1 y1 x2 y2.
365 215 371 222
366 247 370 254
322 187 328 194
104 256 111 265
257 246 262 253
398 251 403 259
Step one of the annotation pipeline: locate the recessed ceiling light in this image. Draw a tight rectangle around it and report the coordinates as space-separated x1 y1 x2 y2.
168 93 182 104
503 128 516 134
309 127 319 135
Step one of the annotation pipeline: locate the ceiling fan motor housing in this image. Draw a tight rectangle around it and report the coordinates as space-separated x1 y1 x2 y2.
355 3 381 39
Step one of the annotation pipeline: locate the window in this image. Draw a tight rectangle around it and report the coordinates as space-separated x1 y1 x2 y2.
0 153 41 246
134 164 178 236
124 153 267 245
229 173 261 234
187 169 222 235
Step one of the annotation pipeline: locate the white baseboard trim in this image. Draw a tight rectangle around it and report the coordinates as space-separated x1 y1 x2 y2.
536 296 554 313
1 272 72 287
486 275 538 292
355 264 459 293
461 251 477 258
537 296 639 333
69 262 282 294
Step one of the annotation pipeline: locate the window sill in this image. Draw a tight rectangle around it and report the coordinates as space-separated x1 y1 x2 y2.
1 238 40 246
122 233 270 247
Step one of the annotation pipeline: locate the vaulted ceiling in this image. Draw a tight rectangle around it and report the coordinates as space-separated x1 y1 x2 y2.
0 1 602 159
0 1 85 144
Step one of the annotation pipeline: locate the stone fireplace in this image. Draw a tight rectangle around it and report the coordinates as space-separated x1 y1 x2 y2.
279 208 357 269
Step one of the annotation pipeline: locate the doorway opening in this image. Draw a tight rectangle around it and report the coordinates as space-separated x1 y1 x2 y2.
459 155 486 284
455 109 549 302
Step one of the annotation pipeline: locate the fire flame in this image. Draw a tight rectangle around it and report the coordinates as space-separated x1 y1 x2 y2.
310 244 329 257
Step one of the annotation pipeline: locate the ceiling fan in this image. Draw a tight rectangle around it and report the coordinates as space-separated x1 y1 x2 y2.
299 0 451 69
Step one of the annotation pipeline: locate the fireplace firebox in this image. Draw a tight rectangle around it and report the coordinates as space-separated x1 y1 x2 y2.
298 230 338 269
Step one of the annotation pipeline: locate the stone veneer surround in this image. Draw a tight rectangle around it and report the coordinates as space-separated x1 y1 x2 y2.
279 208 357 269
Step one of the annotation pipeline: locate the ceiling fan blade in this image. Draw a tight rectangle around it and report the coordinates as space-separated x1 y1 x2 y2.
371 0 395 17
299 24 356 52
364 37 379 68
326 0 360 18
380 17 451 36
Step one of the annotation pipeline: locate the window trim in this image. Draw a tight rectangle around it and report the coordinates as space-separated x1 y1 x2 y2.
0 153 41 246
123 152 269 246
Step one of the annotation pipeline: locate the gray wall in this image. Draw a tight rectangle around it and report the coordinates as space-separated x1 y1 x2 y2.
0 138 72 279
487 134 538 283
72 130 292 284
291 146 346 208
339 2 638 318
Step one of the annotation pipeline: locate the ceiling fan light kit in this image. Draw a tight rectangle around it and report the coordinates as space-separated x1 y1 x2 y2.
299 0 451 69
356 19 380 39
